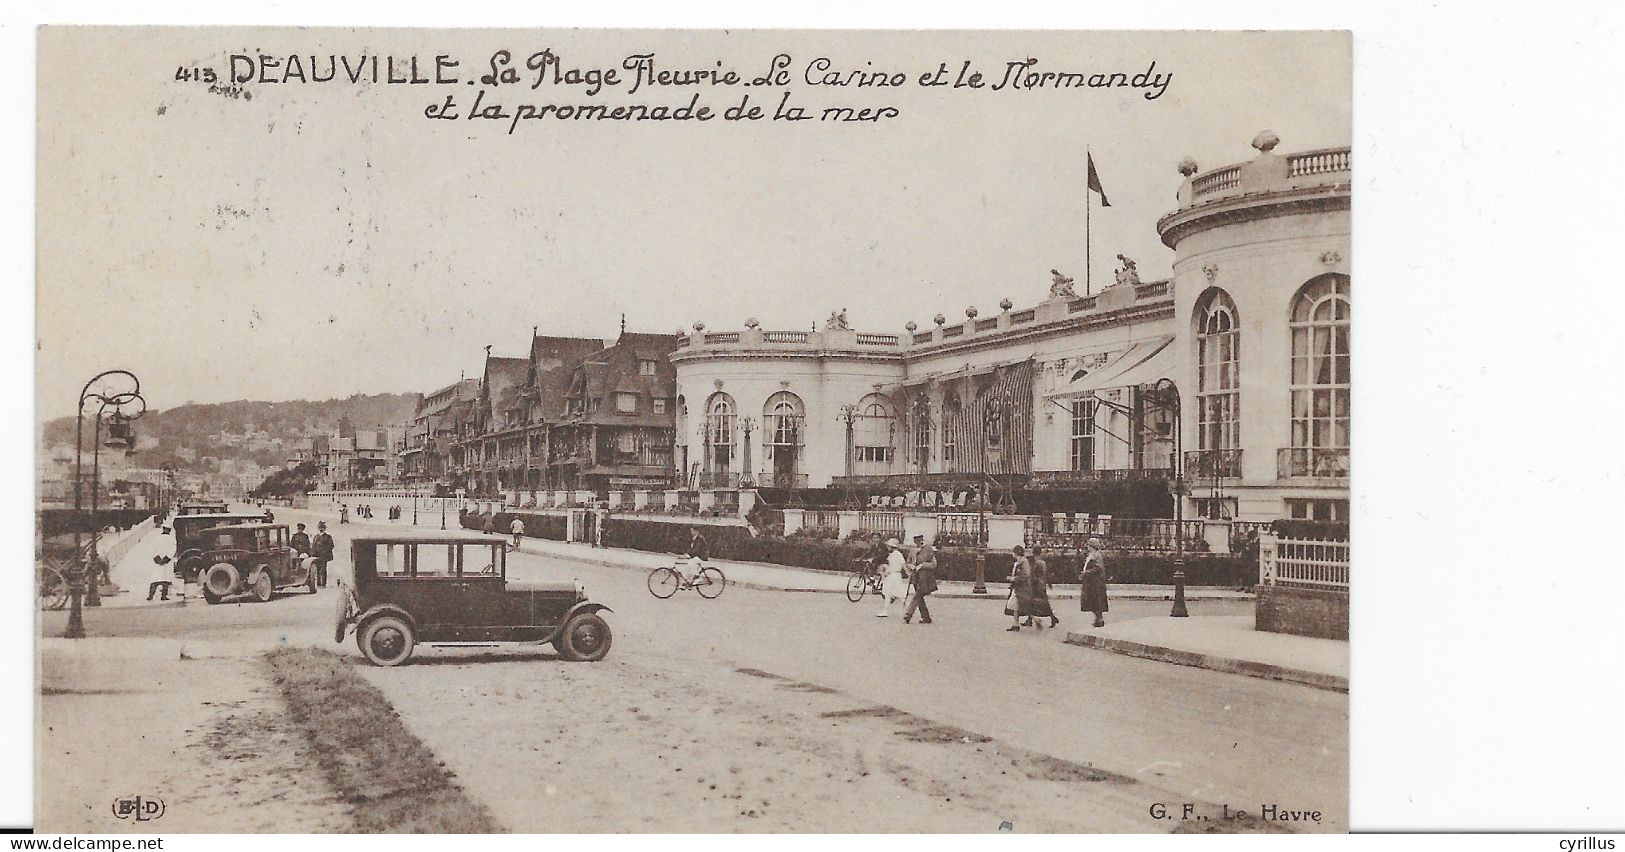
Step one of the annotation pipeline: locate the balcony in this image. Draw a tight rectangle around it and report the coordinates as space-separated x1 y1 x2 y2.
755 471 809 489
1278 447 1350 480
1029 468 1171 488
698 471 740 490
1184 449 1244 480
1158 136 1350 249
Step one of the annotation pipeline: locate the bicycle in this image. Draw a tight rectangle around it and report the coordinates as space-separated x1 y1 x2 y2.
647 560 726 599
845 558 885 603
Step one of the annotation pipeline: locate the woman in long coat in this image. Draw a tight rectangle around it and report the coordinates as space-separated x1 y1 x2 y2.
1081 537 1110 627
1005 545 1036 632
1023 545 1058 628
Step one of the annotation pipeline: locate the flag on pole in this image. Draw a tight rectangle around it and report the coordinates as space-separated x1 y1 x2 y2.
1087 153 1110 207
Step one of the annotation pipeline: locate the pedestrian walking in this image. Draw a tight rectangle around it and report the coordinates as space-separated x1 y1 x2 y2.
146 554 174 601
1005 545 1037 632
482 511 495 536
1081 536 1109 627
903 533 936 625
1023 545 1059 629
339 503 350 524
593 503 609 548
312 521 335 588
876 538 907 618
510 516 526 551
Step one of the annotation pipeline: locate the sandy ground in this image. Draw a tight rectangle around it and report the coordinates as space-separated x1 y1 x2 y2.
363 649 1290 833
38 648 351 833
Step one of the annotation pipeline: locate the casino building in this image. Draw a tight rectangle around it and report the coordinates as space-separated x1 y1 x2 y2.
669 132 1350 524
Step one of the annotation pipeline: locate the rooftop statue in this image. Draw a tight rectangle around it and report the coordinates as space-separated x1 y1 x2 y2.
1114 254 1141 288
1048 269 1076 299
826 308 851 330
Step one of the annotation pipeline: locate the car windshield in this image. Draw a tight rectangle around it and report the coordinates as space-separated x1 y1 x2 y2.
367 542 503 578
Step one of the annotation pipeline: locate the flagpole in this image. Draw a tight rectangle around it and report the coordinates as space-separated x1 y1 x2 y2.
1085 150 1092 296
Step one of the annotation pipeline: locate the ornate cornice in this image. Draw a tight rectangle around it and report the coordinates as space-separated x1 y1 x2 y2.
1156 185 1351 250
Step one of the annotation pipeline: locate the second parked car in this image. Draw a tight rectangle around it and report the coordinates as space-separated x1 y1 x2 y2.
196 523 318 604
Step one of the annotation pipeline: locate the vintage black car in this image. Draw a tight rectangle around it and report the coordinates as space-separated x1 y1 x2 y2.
171 511 276 582
335 534 612 667
196 523 318 603
176 500 230 516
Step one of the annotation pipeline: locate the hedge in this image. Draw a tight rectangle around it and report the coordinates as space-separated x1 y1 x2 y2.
595 515 1254 587
1269 519 1350 541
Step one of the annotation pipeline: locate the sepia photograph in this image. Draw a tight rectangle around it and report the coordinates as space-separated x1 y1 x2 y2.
30 25 1356 834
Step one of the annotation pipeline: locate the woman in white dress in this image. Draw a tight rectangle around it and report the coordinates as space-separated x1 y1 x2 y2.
877 538 908 617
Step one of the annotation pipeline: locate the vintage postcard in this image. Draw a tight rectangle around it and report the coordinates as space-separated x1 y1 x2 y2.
35 26 1350 833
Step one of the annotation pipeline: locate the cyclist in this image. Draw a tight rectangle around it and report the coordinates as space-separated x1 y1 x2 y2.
510 516 526 552
678 528 710 582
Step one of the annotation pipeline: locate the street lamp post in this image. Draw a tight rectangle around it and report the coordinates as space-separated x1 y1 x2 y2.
739 416 756 488
1154 378 1190 618
67 370 144 637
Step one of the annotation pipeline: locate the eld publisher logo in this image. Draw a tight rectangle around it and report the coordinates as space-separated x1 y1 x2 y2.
111 795 165 822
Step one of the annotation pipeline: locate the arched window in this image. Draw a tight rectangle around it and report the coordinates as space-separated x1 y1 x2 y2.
762 391 805 484
853 393 897 473
910 393 932 472
1195 288 1241 453
704 392 736 478
1289 275 1350 473
941 393 961 471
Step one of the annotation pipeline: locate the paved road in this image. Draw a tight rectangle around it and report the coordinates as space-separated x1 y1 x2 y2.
44 506 1346 831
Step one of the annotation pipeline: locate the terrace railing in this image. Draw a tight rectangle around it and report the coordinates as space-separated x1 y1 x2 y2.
1185 449 1244 479
1260 534 1349 592
857 511 904 538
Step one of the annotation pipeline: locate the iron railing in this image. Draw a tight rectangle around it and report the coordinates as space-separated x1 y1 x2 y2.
1028 518 1205 553
1030 468 1171 488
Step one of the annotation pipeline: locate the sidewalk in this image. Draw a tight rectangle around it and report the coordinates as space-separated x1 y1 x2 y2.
508 535 1253 601
1064 615 1348 692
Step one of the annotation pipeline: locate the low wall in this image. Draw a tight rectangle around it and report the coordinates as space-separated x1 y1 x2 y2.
1256 585 1348 640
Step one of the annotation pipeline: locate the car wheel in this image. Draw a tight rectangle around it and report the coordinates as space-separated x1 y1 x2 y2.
695 567 726 599
203 563 239 600
202 586 221 605
250 570 274 603
307 560 319 594
358 616 415 667
559 612 612 662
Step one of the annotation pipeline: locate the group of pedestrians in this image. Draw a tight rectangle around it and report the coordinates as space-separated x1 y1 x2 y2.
1006 537 1109 631
858 532 1109 632
872 534 940 623
289 521 336 587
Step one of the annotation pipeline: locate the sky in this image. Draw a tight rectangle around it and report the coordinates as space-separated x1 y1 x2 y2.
36 27 1349 421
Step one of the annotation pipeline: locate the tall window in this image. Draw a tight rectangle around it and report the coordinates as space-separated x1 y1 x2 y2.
853 393 896 472
1195 289 1241 452
1070 398 1096 472
910 395 932 471
704 393 736 474
941 394 960 470
1290 275 1351 459
763 391 804 480
639 359 657 376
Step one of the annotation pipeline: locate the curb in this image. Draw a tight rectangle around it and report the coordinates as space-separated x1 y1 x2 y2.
1062 631 1348 693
